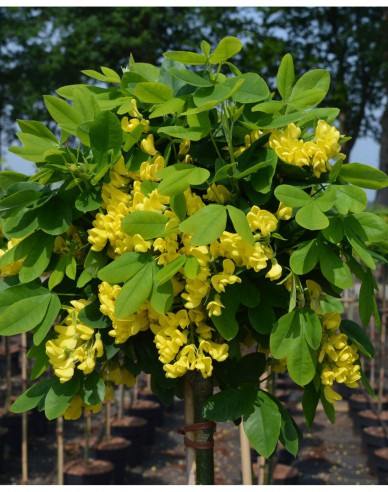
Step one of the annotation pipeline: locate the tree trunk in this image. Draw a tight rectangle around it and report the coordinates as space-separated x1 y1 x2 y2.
183 372 215 485
375 101 388 205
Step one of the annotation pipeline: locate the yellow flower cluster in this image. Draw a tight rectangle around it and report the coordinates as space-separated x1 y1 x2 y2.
101 362 137 387
121 98 150 134
45 300 104 383
88 156 170 257
0 238 24 277
318 312 361 404
86 132 288 381
269 120 344 178
98 281 150 343
151 308 228 378
63 394 103 420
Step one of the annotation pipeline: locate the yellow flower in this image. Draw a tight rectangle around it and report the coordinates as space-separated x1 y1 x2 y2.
323 385 342 405
206 295 225 317
140 134 158 155
276 202 292 221
211 259 241 293
179 139 191 155
265 259 282 281
203 184 231 204
322 312 341 331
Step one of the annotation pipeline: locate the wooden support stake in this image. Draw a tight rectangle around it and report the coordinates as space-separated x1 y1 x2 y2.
56 417 64 485
21 333 28 485
239 422 252 484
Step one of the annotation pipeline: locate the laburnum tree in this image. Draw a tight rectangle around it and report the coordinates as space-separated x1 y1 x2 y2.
0 37 387 484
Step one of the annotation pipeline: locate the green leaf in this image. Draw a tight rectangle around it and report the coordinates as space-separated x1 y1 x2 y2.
98 251 151 283
359 269 375 327
344 219 376 269
158 126 210 141
82 67 120 84
169 67 213 87
170 193 187 222
149 97 186 119
274 398 301 457
134 82 173 103
276 53 295 100
0 188 43 216
45 376 81 420
321 216 344 244
149 278 174 314
78 302 110 329
33 293 61 345
211 284 240 340
248 303 276 334
287 88 326 110
163 51 207 65
223 73 269 104
302 381 320 431
274 185 312 207
226 205 254 245
81 373 106 406
296 202 329 230
184 255 201 279
0 294 51 336
320 392 335 424
204 388 248 422
270 309 319 386
11 378 54 413
17 119 58 142
339 163 388 190
121 210 169 240
18 232 54 283
318 243 353 289
157 163 210 196
209 36 243 64
243 390 281 458
251 101 285 114
84 249 108 278
75 187 102 212
115 263 153 318
43 95 83 134
331 184 367 214
290 69 330 103
154 255 187 286
353 212 388 242
341 319 375 359
89 111 123 166
38 197 72 235
290 239 319 275
179 204 227 246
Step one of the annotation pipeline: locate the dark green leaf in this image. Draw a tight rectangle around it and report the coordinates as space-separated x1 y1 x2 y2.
243 390 281 458
340 319 375 358
81 373 105 406
11 378 54 413
44 376 81 420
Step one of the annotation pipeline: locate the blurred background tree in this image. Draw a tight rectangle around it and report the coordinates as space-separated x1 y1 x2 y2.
0 6 387 202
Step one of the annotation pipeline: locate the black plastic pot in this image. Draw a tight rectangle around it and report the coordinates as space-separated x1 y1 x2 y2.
129 399 164 427
64 459 114 485
362 426 388 472
0 427 8 474
94 437 133 484
374 448 388 485
355 410 388 431
111 416 148 463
